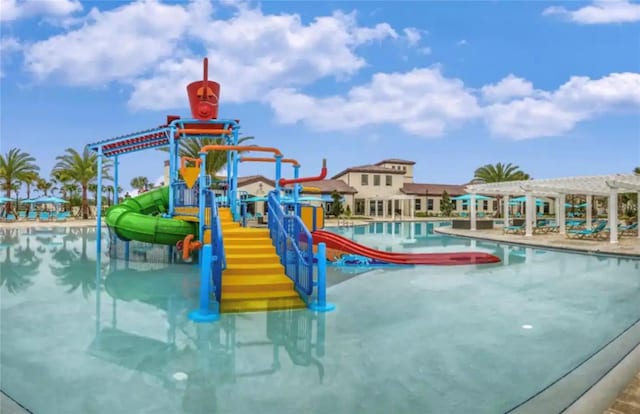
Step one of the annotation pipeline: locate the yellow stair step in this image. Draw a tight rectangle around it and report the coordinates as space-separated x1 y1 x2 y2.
221 290 299 300
220 297 306 313
224 238 273 246
221 274 293 292
225 244 276 254
225 253 281 265
224 263 284 275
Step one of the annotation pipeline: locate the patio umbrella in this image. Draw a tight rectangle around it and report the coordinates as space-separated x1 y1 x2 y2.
451 194 492 201
0 196 12 204
510 196 545 206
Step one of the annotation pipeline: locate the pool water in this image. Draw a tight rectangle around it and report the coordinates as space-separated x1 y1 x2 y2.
1 224 639 414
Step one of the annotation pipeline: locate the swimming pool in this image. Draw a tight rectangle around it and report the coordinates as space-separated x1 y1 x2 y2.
1 224 639 413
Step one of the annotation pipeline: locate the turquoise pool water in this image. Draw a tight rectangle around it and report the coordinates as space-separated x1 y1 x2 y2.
1 224 639 413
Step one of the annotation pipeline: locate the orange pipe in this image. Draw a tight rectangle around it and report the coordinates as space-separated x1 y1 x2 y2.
181 234 202 261
199 144 283 156
279 159 327 186
180 156 201 169
177 128 231 135
239 156 300 166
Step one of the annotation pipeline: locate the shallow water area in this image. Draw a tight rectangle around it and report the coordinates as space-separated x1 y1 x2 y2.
1 224 639 413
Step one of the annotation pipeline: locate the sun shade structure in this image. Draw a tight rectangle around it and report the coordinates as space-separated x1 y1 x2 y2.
465 173 640 243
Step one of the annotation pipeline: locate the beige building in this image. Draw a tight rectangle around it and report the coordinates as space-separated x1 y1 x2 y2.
168 158 550 218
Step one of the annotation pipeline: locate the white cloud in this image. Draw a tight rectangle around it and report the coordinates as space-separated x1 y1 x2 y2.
484 72 640 139
480 74 536 103
543 0 640 24
403 27 422 46
0 0 82 22
129 8 398 109
0 37 21 77
268 67 481 138
24 0 196 85
456 39 467 46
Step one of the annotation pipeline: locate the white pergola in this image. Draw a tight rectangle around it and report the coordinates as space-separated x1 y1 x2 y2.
465 173 640 244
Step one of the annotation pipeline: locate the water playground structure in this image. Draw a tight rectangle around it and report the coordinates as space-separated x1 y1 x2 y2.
88 58 500 322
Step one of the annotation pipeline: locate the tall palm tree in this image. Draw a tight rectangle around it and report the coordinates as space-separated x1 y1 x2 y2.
22 171 39 201
0 148 40 214
52 148 112 219
473 162 531 218
158 136 255 178
634 167 640 175
36 177 54 196
130 176 149 191
473 162 531 183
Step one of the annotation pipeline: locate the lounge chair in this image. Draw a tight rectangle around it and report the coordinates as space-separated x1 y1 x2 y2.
39 212 50 221
503 223 525 234
620 222 638 236
18 211 26 220
567 221 607 240
5 213 17 222
55 212 67 222
27 211 37 221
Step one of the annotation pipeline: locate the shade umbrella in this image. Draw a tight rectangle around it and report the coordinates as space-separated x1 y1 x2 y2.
451 194 492 201
510 196 545 206
0 196 12 204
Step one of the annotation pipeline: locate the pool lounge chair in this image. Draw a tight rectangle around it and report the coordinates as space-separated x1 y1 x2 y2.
39 212 50 221
27 211 37 221
55 212 67 222
5 213 17 222
620 222 638 236
503 223 525 234
18 211 26 220
566 221 607 240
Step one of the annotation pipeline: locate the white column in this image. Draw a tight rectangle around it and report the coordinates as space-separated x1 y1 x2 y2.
585 195 592 230
374 199 378 217
400 199 404 220
503 195 510 226
637 191 640 239
525 192 534 237
470 194 477 231
411 197 415 219
555 197 560 224
558 194 566 234
365 199 369 217
502 246 510 266
609 191 618 244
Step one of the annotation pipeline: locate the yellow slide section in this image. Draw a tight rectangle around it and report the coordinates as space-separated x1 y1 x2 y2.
209 208 306 313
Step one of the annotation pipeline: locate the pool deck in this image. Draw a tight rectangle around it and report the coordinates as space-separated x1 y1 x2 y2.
435 226 640 256
604 372 640 414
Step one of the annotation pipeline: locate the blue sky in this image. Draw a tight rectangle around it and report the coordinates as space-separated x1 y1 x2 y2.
1 0 639 193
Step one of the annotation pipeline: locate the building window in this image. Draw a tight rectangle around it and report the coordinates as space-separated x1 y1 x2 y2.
415 198 422 211
361 174 368 185
451 200 457 210
402 166 406 171
493 200 498 211
427 199 434 210
373 175 380 186
385 175 392 186
355 199 365 215
483 200 488 210
391 166 396 169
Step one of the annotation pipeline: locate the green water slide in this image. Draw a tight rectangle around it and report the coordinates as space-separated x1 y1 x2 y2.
105 186 196 245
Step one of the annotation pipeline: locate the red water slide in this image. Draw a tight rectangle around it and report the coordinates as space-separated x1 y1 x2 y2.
312 230 501 266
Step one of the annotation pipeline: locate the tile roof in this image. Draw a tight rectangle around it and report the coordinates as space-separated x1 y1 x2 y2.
375 159 416 165
401 182 467 196
331 164 405 179
237 175 275 187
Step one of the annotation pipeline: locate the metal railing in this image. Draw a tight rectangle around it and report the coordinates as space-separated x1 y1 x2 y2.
267 191 314 297
204 189 225 303
174 181 199 207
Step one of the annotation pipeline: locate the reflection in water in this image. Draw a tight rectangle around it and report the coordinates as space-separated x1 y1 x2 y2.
0 229 40 294
89 257 327 413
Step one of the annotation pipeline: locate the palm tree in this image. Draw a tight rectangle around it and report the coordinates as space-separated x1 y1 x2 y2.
0 229 40 294
158 136 255 178
473 162 531 218
104 185 114 207
36 177 54 196
22 171 39 201
0 148 40 214
130 176 149 191
634 167 640 175
52 148 112 219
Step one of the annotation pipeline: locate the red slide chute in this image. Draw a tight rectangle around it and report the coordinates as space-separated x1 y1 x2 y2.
312 230 501 266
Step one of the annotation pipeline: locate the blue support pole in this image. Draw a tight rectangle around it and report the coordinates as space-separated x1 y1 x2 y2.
293 165 300 217
198 152 207 248
309 242 335 312
168 126 176 216
275 155 283 198
113 156 119 205
188 244 219 322
96 147 103 256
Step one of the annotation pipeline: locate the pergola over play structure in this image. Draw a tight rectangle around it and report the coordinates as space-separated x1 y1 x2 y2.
465 173 640 243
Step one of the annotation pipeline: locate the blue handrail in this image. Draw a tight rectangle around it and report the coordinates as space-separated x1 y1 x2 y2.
267 191 314 297
205 189 225 303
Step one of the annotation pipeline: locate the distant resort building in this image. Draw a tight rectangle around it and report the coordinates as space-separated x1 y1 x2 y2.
167 158 514 217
